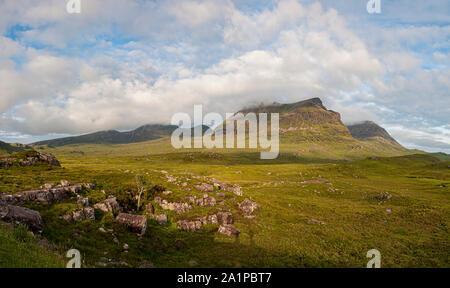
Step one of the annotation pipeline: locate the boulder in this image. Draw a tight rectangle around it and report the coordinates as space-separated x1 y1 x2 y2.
60 214 73 223
60 180 70 187
0 205 43 234
238 198 260 216
116 213 147 235
217 212 233 225
374 193 392 200
150 213 167 225
42 183 54 189
84 207 95 221
94 196 121 213
218 225 240 236
188 194 216 207
177 220 202 231
194 183 214 192
77 196 89 207
158 199 192 214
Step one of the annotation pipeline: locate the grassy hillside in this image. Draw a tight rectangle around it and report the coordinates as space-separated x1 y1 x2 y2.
0 141 24 156
0 144 448 267
0 223 65 268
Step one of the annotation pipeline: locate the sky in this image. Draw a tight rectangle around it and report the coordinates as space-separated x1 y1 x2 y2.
0 0 449 153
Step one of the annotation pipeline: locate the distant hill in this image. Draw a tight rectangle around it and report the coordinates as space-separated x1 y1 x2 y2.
430 152 450 161
347 121 399 144
32 124 210 147
0 141 25 155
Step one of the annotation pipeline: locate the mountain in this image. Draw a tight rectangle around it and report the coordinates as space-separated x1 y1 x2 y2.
33 124 178 147
32 124 210 147
0 141 25 155
347 121 400 144
238 98 353 142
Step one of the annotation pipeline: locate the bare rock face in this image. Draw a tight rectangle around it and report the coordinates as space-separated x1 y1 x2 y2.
194 183 214 192
238 198 260 216
177 220 202 231
116 213 147 235
0 205 43 234
218 225 240 236
217 212 234 225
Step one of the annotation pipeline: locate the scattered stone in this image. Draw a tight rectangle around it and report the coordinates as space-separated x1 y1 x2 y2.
94 196 121 213
0 205 43 234
60 180 70 187
188 194 216 207
99 227 107 233
374 193 392 200
77 196 89 207
150 213 168 225
177 220 202 231
42 183 54 189
238 198 260 216
157 198 192 214
307 219 325 225
163 190 173 195
60 214 73 223
139 261 154 268
84 207 95 221
217 212 234 225
195 183 214 192
116 213 147 235
218 225 240 236
123 243 129 250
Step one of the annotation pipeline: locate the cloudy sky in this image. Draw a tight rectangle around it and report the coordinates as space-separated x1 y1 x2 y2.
0 0 449 152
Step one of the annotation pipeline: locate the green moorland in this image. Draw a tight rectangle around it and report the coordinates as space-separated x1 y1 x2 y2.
0 137 449 268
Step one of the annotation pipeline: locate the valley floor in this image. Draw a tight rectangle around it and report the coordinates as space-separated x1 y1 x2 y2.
0 143 449 268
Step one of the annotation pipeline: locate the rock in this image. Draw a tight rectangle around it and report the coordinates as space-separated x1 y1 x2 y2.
94 196 121 213
77 196 89 207
217 212 233 225
374 193 392 200
42 183 54 189
72 210 85 221
194 183 214 192
99 227 107 233
84 207 95 221
123 243 129 250
150 213 167 225
188 194 216 207
0 205 43 234
238 198 260 216
216 192 226 199
307 219 325 225
220 183 243 196
60 214 73 223
177 220 202 231
60 180 70 187
158 199 192 214
38 153 61 167
0 161 13 168
83 183 95 190
218 225 240 236
139 261 154 268
163 190 173 195
116 213 147 235
198 214 218 225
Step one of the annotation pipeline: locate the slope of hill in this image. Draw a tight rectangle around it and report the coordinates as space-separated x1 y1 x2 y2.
347 121 399 144
0 141 24 155
33 124 178 147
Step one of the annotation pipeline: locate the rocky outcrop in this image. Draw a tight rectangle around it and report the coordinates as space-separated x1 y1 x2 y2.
194 183 214 192
0 182 94 205
188 194 216 207
217 212 234 225
94 196 121 213
0 152 61 168
154 197 192 214
149 213 168 225
238 198 260 216
0 205 43 234
177 220 202 231
116 213 147 235
71 207 95 222
218 225 240 236
198 214 218 225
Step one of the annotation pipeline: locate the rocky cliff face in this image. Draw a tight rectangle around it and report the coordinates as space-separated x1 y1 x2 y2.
347 121 399 144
